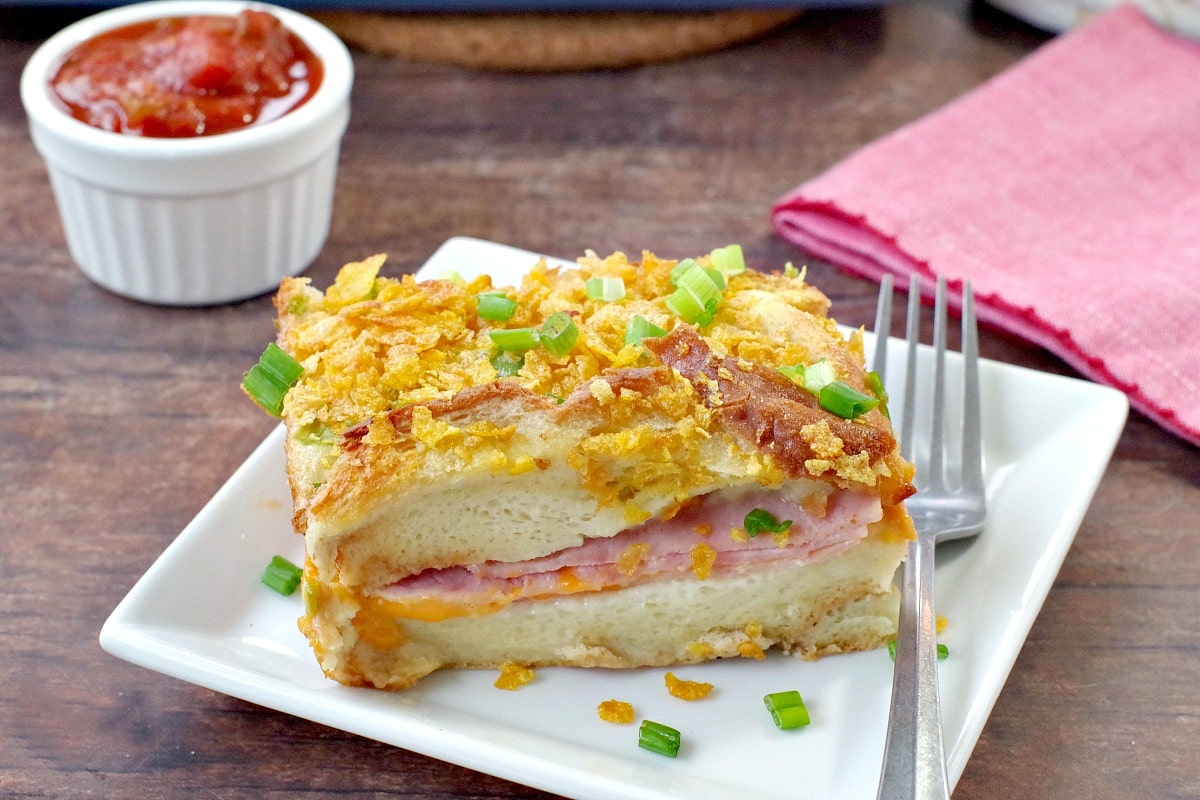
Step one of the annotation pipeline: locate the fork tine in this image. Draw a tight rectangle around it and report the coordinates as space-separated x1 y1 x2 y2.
927 277 949 491
872 274 893 377
960 283 985 491
900 274 921 460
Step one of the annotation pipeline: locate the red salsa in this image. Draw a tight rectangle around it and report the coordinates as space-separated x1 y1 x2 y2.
50 10 323 137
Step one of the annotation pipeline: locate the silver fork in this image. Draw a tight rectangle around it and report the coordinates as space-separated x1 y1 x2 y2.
871 274 987 800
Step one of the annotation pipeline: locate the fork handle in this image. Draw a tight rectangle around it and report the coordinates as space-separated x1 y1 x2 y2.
876 535 951 800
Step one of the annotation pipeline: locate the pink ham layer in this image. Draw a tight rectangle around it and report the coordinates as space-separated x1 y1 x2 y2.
381 489 883 605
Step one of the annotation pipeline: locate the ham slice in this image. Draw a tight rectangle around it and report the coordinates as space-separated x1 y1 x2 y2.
379 489 882 619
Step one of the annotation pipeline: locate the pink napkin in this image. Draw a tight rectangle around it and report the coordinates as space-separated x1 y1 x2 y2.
772 4 1200 447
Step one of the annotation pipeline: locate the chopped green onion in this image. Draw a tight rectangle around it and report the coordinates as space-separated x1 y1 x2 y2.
797 359 837 393
709 244 746 276
818 380 880 419
704 267 727 290
490 350 525 377
586 276 626 302
477 292 518 322
296 423 336 446
539 311 579 357
440 269 464 283
763 690 810 730
777 359 837 394
744 508 792 537
669 258 701 287
666 261 723 327
243 342 304 418
777 360 880 420
625 315 667 346
547 393 565 405
637 720 681 758
866 370 890 419
489 327 540 353
887 640 950 661
261 555 302 596
285 295 309 315
776 364 804 384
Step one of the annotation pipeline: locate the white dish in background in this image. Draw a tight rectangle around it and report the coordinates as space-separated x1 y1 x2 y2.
985 0 1200 38
20 0 352 305
100 237 1128 799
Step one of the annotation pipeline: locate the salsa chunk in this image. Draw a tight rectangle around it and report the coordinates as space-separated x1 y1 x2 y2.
50 10 323 137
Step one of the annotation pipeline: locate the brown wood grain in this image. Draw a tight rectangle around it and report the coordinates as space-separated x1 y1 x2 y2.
2 3 1197 799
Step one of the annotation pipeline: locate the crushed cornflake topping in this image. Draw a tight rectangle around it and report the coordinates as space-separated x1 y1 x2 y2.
738 641 767 660
279 249 831 434
274 249 906 504
506 454 537 475
689 542 717 580
588 378 616 405
494 662 535 690
739 625 766 660
597 699 636 724
801 420 844 459
801 420 878 485
665 671 713 701
616 543 650 577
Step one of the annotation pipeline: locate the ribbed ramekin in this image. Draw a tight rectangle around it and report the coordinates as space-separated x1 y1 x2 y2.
20 0 353 305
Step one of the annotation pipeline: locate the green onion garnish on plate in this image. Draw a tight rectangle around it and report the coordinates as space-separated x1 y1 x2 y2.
668 258 700 286
586 276 625 302
261 555 302 596
777 358 835 395
866 370 890 418
489 327 540 353
243 342 303 418
743 508 792 537
625 315 667 346
477 292 518 321
637 720 681 757
777 358 880 420
818 381 880 420
763 690 810 730
665 261 723 327
887 640 950 661
703 267 726 290
539 312 579 357
490 350 525 377
709 244 746 276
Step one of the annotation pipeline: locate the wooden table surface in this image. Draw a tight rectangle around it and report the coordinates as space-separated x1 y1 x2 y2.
2 3 1198 798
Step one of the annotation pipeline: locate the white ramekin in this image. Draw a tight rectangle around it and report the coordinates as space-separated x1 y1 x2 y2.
20 0 353 305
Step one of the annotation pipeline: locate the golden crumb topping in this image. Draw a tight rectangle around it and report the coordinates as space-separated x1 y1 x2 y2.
277 251 831 433
597 699 636 724
664 671 714 701
493 662 535 690
271 249 913 508
689 542 718 580
617 543 651 577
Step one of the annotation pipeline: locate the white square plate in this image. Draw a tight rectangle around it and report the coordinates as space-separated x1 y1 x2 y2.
101 237 1128 799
